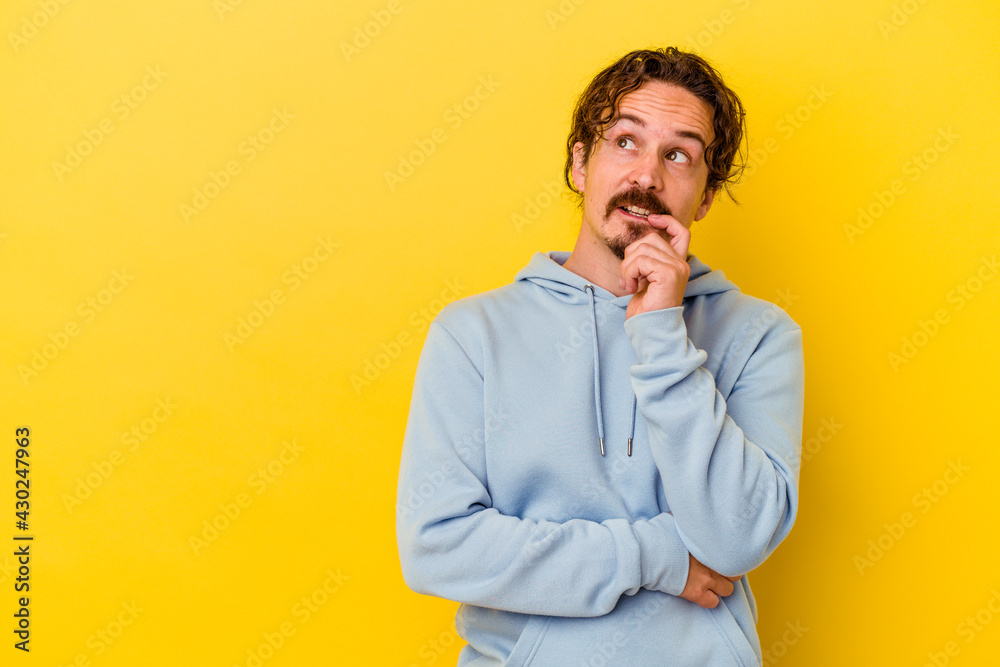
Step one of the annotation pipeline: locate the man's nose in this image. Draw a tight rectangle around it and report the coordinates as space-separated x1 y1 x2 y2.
628 150 663 191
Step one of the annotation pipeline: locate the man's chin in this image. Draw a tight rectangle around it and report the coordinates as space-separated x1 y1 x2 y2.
604 234 638 262
604 226 677 262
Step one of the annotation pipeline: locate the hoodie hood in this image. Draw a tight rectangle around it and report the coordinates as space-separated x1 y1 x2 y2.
514 250 739 457
514 250 739 302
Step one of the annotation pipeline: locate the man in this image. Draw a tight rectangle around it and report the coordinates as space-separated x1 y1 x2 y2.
397 47 805 666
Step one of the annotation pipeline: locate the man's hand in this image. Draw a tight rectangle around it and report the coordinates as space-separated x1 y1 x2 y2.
621 214 691 320
679 553 743 609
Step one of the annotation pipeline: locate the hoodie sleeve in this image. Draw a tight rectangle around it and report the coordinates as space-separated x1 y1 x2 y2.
396 320 692 617
623 304 805 577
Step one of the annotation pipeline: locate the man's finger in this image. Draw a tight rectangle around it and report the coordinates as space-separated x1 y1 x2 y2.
620 235 687 275
624 228 681 261
620 253 669 294
644 212 678 229
647 213 691 259
716 578 735 598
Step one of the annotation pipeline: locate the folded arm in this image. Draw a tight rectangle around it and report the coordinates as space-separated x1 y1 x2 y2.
624 305 805 576
396 321 691 617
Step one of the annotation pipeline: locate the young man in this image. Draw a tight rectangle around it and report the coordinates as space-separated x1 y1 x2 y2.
397 47 805 666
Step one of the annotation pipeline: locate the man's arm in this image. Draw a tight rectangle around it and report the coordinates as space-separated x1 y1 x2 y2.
396 319 703 617
624 305 805 576
619 219 804 577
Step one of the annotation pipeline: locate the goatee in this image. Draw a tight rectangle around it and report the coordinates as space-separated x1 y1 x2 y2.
604 218 648 261
602 187 670 261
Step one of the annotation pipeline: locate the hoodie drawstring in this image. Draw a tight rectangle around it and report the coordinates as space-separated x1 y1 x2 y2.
585 285 636 457
584 285 606 456
628 391 636 457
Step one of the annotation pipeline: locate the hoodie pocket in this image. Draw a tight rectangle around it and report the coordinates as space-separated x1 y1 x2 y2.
503 615 552 666
502 591 758 666
703 596 761 667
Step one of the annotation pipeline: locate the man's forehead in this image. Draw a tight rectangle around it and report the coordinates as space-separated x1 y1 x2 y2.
608 81 715 146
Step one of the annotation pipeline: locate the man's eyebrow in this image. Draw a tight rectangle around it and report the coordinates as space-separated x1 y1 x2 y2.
610 113 709 152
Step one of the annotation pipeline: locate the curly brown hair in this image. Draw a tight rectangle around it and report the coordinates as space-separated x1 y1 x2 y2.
565 47 747 203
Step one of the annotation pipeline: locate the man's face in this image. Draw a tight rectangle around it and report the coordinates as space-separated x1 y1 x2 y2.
571 80 717 261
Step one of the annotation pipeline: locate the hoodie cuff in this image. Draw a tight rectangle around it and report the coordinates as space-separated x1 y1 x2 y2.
631 514 690 596
623 307 700 365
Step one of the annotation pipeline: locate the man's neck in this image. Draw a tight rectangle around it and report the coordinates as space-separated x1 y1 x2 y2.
561 231 694 298
561 234 630 297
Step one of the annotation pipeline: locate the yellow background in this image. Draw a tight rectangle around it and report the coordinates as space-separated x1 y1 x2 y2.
2 0 998 664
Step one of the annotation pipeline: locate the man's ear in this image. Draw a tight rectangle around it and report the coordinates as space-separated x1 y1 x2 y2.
571 141 587 193
694 185 716 222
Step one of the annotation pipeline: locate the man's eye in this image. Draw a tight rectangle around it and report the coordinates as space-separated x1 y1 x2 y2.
666 150 690 163
615 136 635 149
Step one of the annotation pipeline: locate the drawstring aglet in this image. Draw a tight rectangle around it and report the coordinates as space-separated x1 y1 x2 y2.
600 437 605 456
627 438 632 457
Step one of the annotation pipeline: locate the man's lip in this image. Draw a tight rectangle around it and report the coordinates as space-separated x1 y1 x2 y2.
616 206 658 220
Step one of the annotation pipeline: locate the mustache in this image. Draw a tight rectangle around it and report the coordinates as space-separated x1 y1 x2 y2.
605 188 670 218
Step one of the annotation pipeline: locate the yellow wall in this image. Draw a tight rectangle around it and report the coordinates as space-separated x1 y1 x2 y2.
2 0 998 664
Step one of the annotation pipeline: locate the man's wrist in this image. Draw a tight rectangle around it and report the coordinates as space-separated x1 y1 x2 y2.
623 306 694 363
632 514 690 596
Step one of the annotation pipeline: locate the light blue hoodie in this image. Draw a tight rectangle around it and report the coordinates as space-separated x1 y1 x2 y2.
397 250 805 666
